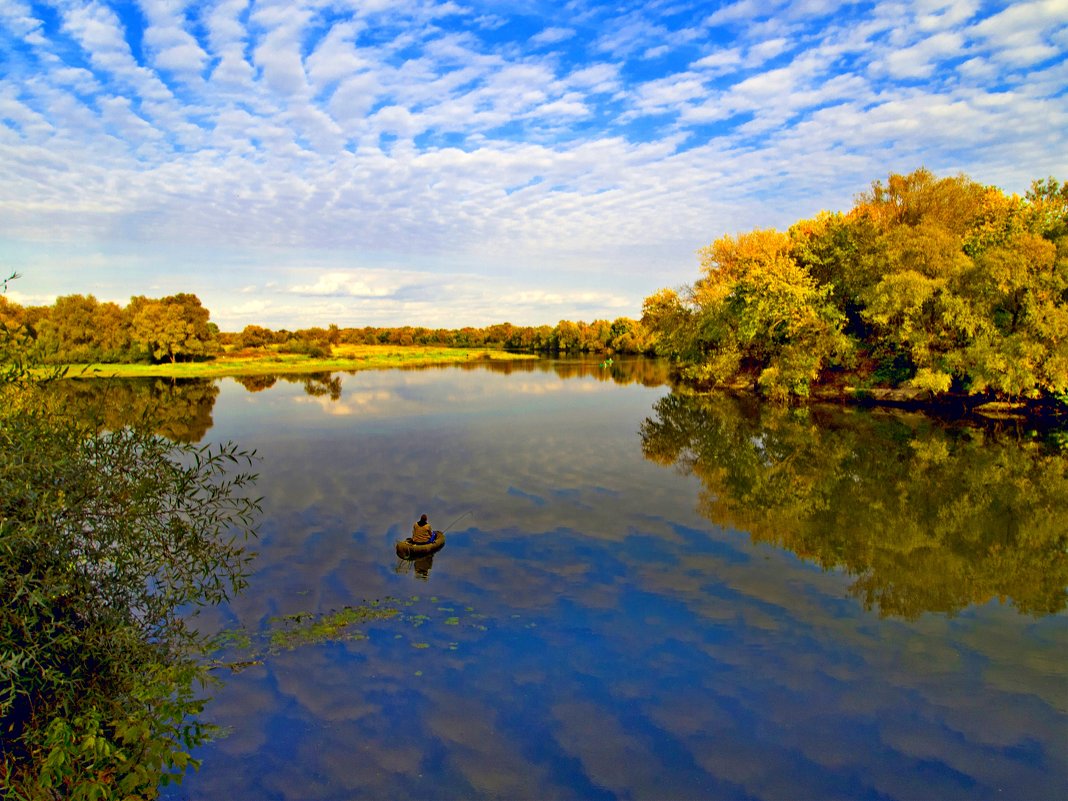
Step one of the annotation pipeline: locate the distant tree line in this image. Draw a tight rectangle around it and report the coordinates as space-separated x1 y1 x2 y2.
642 169 1068 403
221 317 656 355
1 291 658 365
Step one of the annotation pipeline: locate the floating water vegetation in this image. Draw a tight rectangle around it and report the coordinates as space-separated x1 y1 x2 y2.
267 604 400 651
207 596 492 672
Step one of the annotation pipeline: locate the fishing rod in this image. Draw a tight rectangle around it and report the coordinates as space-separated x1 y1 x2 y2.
440 510 472 534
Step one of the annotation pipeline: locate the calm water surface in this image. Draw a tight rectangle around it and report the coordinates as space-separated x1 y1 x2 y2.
89 359 1065 801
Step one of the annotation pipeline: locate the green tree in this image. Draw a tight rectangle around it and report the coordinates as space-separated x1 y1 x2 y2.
27 295 133 364
641 288 693 359
652 168 1067 403
0 297 259 797
654 229 851 399
955 230 1066 396
130 294 216 364
35 295 99 363
607 317 653 354
848 172 981 391
0 294 30 364
387 326 415 346
789 210 876 320
94 300 133 362
580 319 612 352
553 320 581 352
236 324 273 349
484 322 515 345
853 170 1067 397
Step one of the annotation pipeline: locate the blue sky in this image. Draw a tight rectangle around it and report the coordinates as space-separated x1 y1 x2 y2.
1 0 1066 329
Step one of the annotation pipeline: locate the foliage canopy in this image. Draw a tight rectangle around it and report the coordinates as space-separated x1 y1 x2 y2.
0 287 260 799
643 169 1068 402
1 292 220 366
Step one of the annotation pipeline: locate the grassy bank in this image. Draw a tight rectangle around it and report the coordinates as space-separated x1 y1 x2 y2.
58 345 538 379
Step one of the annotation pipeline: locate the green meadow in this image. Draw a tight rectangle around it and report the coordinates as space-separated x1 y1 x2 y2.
57 344 538 379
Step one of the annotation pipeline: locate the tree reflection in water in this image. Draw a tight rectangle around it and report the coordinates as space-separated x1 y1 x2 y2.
442 355 673 385
47 377 219 443
231 358 665 402
235 372 341 398
52 372 349 444
233 374 278 392
640 391 1068 619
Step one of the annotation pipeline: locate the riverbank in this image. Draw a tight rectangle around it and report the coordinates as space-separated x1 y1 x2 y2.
675 373 1068 426
56 345 539 378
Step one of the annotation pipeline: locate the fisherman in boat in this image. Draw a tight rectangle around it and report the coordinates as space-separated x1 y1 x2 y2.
411 513 436 544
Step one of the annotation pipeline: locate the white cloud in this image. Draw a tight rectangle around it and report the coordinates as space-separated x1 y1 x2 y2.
98 95 162 141
881 31 967 79
305 21 372 89
290 271 409 298
566 63 622 93
230 299 271 316
498 289 630 309
203 0 257 89
705 0 786 27
1 0 1065 329
139 0 210 77
5 288 56 306
621 72 708 118
59 1 177 107
747 36 791 64
914 0 982 31
692 47 743 73
956 56 998 81
0 0 49 56
531 26 575 46
971 0 1067 66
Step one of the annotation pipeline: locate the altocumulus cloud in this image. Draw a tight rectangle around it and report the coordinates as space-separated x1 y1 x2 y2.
0 0 1065 329
290 270 406 298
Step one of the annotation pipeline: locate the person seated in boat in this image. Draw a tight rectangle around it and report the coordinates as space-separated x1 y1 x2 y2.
411 514 436 544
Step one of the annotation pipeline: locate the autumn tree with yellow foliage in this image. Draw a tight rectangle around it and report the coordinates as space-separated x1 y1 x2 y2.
645 168 1068 404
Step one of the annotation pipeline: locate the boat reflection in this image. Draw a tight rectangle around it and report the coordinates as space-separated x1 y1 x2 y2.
395 553 437 581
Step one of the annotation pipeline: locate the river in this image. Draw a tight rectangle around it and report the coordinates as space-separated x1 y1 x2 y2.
61 358 1066 800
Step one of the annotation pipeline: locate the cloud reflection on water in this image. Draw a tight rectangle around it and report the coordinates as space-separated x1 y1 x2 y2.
138 363 1066 801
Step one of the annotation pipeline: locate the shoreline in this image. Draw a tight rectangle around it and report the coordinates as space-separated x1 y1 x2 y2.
676 378 1068 426
49 346 539 379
